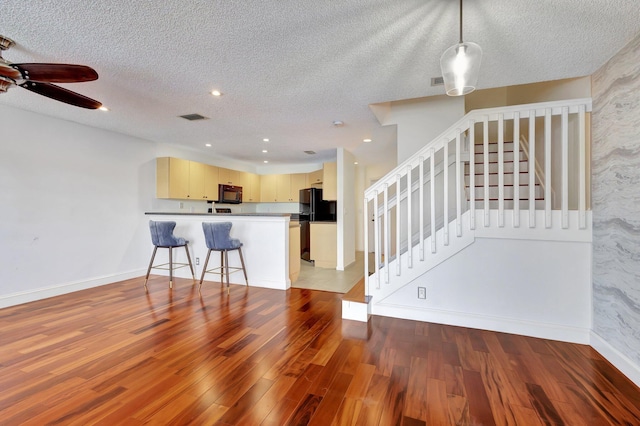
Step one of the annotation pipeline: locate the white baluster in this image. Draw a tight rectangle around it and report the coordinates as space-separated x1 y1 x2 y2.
384 184 390 283
513 112 520 228
444 139 449 246
545 108 552 228
419 157 425 261
498 114 505 227
529 111 536 228
373 191 380 289
430 149 436 253
483 117 490 227
407 165 413 268
396 174 401 276
561 106 569 229
469 121 476 230
456 130 462 237
579 105 587 229
363 197 369 292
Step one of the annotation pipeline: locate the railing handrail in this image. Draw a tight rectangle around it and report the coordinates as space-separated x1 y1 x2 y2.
364 98 592 199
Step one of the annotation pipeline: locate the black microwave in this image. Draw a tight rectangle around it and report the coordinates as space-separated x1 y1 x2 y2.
218 184 242 204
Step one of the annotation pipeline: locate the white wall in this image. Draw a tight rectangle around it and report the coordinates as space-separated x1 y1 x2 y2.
373 238 592 343
0 105 156 307
337 148 356 270
382 95 465 164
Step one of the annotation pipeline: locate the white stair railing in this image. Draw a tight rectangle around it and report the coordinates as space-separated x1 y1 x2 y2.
364 98 592 297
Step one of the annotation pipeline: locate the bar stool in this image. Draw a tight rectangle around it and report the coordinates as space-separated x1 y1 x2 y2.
144 220 195 290
200 222 248 294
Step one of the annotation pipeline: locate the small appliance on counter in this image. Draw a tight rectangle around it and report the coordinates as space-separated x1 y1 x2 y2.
216 208 232 214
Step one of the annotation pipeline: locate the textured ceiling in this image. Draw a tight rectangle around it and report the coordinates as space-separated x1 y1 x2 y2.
2 0 639 169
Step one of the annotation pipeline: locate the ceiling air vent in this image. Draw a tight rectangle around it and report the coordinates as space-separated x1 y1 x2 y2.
431 76 445 86
179 113 209 121
304 150 316 155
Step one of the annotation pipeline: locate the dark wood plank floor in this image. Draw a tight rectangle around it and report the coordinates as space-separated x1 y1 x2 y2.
1 276 639 425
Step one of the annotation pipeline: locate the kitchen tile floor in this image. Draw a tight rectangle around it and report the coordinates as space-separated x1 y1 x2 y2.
293 251 364 293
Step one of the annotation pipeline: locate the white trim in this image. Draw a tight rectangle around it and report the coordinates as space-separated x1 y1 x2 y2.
590 332 640 388
0 269 145 309
372 303 590 344
342 300 371 322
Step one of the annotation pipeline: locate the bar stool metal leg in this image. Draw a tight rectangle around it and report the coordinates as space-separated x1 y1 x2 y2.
184 244 196 282
238 247 248 286
144 246 158 291
199 249 212 290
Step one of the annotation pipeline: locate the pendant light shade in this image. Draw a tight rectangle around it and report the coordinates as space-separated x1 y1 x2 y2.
440 0 482 96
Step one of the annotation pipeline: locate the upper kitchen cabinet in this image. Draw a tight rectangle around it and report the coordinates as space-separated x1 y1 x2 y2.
156 157 218 200
260 173 306 202
202 164 219 200
308 169 323 186
322 162 337 201
157 157 189 199
289 173 307 202
239 171 261 202
218 167 240 185
260 174 278 202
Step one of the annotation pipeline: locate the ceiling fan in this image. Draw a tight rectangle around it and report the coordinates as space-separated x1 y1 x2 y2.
0 35 102 109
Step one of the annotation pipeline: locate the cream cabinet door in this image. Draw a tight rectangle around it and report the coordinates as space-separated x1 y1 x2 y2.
275 174 291 202
260 174 278 202
219 167 240 185
188 161 206 199
289 173 307 202
322 162 337 201
157 157 190 199
308 169 323 185
203 164 219 200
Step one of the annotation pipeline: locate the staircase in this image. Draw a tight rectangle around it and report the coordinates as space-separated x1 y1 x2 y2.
466 139 544 210
344 99 593 342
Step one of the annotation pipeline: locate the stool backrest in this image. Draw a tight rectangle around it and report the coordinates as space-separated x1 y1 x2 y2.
149 221 183 247
202 222 241 250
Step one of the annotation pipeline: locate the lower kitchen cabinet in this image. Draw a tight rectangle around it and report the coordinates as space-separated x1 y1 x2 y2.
310 222 337 269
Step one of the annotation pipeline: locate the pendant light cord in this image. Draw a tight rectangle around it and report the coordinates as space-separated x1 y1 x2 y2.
459 0 463 44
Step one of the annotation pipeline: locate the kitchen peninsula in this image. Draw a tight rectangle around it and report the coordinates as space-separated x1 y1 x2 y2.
145 212 296 290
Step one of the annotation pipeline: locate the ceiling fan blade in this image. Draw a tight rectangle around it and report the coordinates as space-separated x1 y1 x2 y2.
12 63 98 83
20 81 102 109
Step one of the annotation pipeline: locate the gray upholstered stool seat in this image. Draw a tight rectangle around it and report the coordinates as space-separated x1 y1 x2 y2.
200 222 248 294
144 220 195 290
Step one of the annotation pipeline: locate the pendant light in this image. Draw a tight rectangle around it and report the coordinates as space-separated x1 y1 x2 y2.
440 0 482 96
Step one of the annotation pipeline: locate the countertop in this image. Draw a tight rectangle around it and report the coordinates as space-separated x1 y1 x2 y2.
145 212 293 217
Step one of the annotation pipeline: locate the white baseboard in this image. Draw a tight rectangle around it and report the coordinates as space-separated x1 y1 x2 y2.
0 269 146 309
373 303 591 344
590 332 640 388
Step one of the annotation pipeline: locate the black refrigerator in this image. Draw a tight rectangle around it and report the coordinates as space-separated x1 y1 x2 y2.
299 188 336 261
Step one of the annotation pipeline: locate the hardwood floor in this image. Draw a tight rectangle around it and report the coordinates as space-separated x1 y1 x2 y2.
1 276 639 425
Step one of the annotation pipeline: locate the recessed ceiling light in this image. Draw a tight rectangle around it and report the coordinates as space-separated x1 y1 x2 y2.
211 90 222 97
263 160 269 163
263 138 269 142
262 149 268 153
354 161 358 165
205 143 212 147
363 138 372 143
333 120 344 127
98 106 109 111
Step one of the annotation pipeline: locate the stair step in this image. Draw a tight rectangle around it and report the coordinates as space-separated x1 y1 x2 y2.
469 185 543 200
465 172 533 186
473 151 525 163
466 161 530 174
474 141 516 153
472 200 546 209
